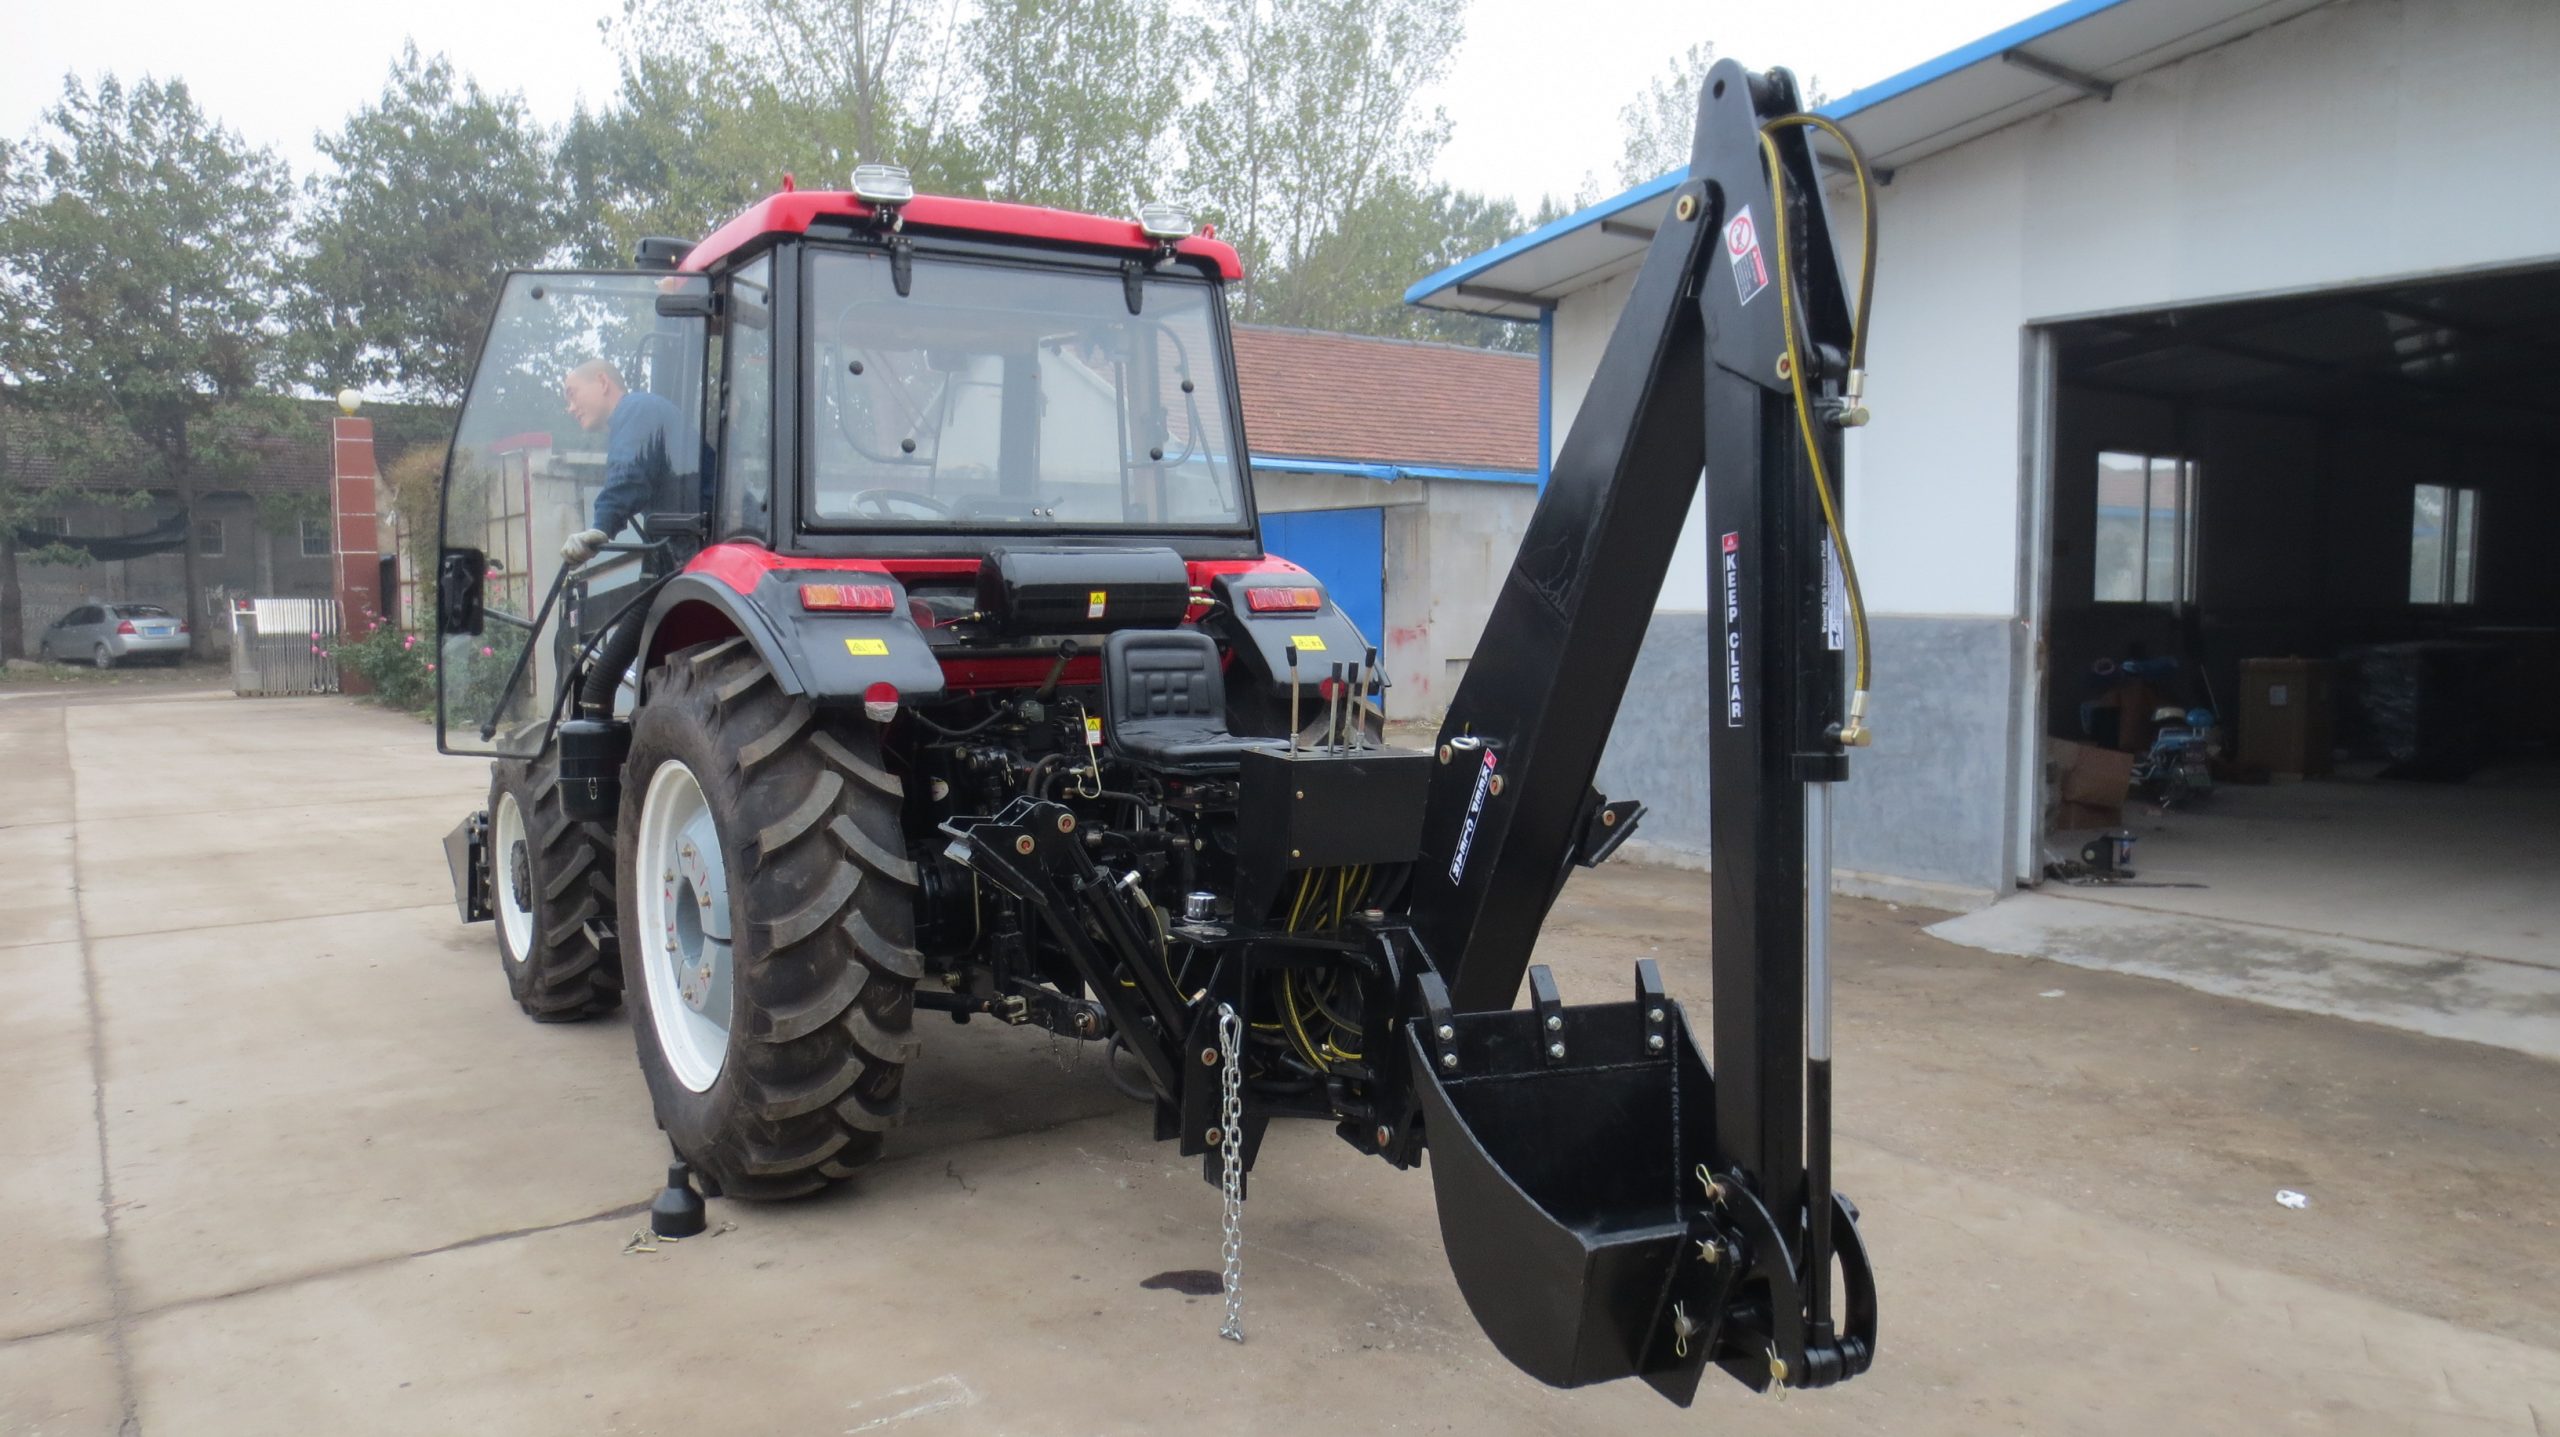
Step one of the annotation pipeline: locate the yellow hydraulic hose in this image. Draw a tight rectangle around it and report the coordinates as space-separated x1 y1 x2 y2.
1755 112 1879 745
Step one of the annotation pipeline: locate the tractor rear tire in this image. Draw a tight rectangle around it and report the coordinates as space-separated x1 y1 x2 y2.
489 757 623 1021
617 638 921 1200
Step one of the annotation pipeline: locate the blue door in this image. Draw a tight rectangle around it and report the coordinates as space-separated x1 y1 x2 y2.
1261 507 1384 647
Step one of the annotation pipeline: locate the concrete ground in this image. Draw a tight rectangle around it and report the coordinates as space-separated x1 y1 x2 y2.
5 685 2558 1436
2049 763 2560 966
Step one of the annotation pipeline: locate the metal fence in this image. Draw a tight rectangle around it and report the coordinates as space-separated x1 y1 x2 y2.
228 598 342 696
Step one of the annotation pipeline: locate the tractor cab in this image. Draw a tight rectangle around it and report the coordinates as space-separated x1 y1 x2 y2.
433 171 1364 762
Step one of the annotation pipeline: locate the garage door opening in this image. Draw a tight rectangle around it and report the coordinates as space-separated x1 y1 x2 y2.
2034 265 2560 967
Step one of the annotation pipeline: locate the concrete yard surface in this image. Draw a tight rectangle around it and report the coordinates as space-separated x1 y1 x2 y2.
4 686 2556 1435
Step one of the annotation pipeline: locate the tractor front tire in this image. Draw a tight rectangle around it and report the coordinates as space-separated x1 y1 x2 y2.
617 638 921 1200
489 757 623 1021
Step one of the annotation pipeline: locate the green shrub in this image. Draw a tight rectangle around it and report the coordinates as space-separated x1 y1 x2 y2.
327 619 438 715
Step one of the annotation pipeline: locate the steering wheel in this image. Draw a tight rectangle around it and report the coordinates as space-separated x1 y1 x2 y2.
850 488 954 518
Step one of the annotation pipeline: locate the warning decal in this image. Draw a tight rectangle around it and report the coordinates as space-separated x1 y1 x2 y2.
844 637 890 656
1087 589 1108 620
1720 531 1745 728
1724 206 1769 306
1446 748 1500 885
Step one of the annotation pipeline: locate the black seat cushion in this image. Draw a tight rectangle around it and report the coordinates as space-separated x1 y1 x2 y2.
1102 629 1286 773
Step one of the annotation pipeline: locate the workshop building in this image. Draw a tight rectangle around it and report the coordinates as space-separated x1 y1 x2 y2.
1407 0 2559 970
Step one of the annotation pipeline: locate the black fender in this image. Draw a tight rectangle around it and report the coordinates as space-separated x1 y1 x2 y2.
1204 569 1372 696
637 571 946 705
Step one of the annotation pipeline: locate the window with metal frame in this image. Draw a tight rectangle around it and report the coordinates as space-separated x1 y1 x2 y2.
194 517 225 557
2092 451 2197 607
2408 483 2480 606
300 515 333 558
720 255 777 538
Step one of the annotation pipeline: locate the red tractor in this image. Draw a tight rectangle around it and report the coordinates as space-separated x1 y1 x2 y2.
437 60 1878 1405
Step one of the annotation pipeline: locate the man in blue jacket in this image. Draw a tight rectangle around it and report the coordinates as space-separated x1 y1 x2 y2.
559 358 689 564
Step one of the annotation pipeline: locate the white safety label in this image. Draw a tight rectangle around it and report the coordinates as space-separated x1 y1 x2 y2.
1821 536 1846 653
1724 206 1770 306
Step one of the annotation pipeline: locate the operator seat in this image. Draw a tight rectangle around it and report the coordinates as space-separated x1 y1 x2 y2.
1101 629 1288 774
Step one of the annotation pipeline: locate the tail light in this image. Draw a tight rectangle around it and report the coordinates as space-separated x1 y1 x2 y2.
178 622 189 633
800 582 898 613
1244 585 1323 614
116 620 137 635
862 682 900 724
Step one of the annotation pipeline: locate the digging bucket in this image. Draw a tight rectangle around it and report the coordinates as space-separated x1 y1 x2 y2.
1407 961 1722 1396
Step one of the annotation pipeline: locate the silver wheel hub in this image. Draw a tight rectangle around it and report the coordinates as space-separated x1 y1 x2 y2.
636 760 733 1092
492 790 536 963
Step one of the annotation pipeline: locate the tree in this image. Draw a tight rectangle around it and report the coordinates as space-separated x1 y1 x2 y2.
294 45 570 404
1616 41 1716 187
0 76 295 655
962 0 1182 213
580 0 979 261
1183 0 1467 320
1616 42 1825 188
1251 178 1534 349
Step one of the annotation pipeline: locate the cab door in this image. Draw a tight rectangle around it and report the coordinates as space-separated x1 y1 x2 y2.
435 271 709 757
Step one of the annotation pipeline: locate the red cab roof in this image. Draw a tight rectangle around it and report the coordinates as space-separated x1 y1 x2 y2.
682 191 1243 280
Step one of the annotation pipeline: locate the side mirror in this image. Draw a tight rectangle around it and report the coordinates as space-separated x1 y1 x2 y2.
438 548 486 637
655 291 716 319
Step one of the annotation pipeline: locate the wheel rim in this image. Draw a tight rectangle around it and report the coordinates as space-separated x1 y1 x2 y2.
93 644 111 669
492 790 535 961
635 759 733 1092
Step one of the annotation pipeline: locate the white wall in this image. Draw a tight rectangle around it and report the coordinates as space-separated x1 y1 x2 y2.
1549 0 2560 622
1551 267 1712 612
1255 470 1534 720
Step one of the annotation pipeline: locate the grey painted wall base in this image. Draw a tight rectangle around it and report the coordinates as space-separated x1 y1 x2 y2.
1610 837 1997 914
1591 610 2018 897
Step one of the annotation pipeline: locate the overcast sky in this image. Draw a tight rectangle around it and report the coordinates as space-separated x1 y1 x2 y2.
4 0 2048 214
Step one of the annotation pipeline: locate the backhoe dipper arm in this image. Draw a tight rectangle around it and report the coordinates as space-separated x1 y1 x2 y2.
1401 60 1871 1393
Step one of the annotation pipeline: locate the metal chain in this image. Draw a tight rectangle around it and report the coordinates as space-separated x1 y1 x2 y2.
1216 1002 1246 1343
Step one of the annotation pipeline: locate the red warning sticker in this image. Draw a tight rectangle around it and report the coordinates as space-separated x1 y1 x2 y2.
1724 206 1769 306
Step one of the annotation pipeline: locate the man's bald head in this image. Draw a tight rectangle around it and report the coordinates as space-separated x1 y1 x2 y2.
563 359 628 432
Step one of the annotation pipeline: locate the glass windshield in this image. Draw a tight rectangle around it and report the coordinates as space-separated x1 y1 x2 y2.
437 271 707 756
806 249 1247 530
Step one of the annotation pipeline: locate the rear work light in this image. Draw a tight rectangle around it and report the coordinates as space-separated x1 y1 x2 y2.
851 164 914 207
799 582 898 613
1244 585 1323 614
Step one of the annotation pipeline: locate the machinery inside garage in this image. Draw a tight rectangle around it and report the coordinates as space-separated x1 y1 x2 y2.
2039 265 2560 964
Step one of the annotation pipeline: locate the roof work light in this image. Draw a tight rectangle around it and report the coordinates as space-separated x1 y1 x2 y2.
852 164 915 207
1136 201 1194 240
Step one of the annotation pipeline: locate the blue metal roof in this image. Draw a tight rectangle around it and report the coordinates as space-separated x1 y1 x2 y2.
1409 0 2333 318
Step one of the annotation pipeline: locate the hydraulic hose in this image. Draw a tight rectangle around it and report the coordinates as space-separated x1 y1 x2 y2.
579 606 648 717
1756 112 1879 745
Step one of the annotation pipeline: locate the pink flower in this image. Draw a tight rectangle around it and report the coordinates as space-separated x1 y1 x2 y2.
425 663 435 672
479 646 493 658
309 631 320 639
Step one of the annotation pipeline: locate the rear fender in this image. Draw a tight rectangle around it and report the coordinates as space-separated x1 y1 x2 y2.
636 573 945 705
1204 564 1371 694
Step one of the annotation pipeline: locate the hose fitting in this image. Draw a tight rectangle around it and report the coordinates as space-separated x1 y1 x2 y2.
1840 690 1873 748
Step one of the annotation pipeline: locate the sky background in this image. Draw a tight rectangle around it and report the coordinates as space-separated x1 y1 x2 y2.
3 0 2050 213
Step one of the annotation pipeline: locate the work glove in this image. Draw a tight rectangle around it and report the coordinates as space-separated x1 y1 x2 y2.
560 528 609 565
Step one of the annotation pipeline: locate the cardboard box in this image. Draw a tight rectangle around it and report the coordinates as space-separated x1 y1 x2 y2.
2049 738 2136 829
2238 657 2335 777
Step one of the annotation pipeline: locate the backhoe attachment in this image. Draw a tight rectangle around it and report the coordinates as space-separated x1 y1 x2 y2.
1394 58 1881 1401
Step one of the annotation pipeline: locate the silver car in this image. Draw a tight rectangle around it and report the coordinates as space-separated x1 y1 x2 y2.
37 603 191 667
